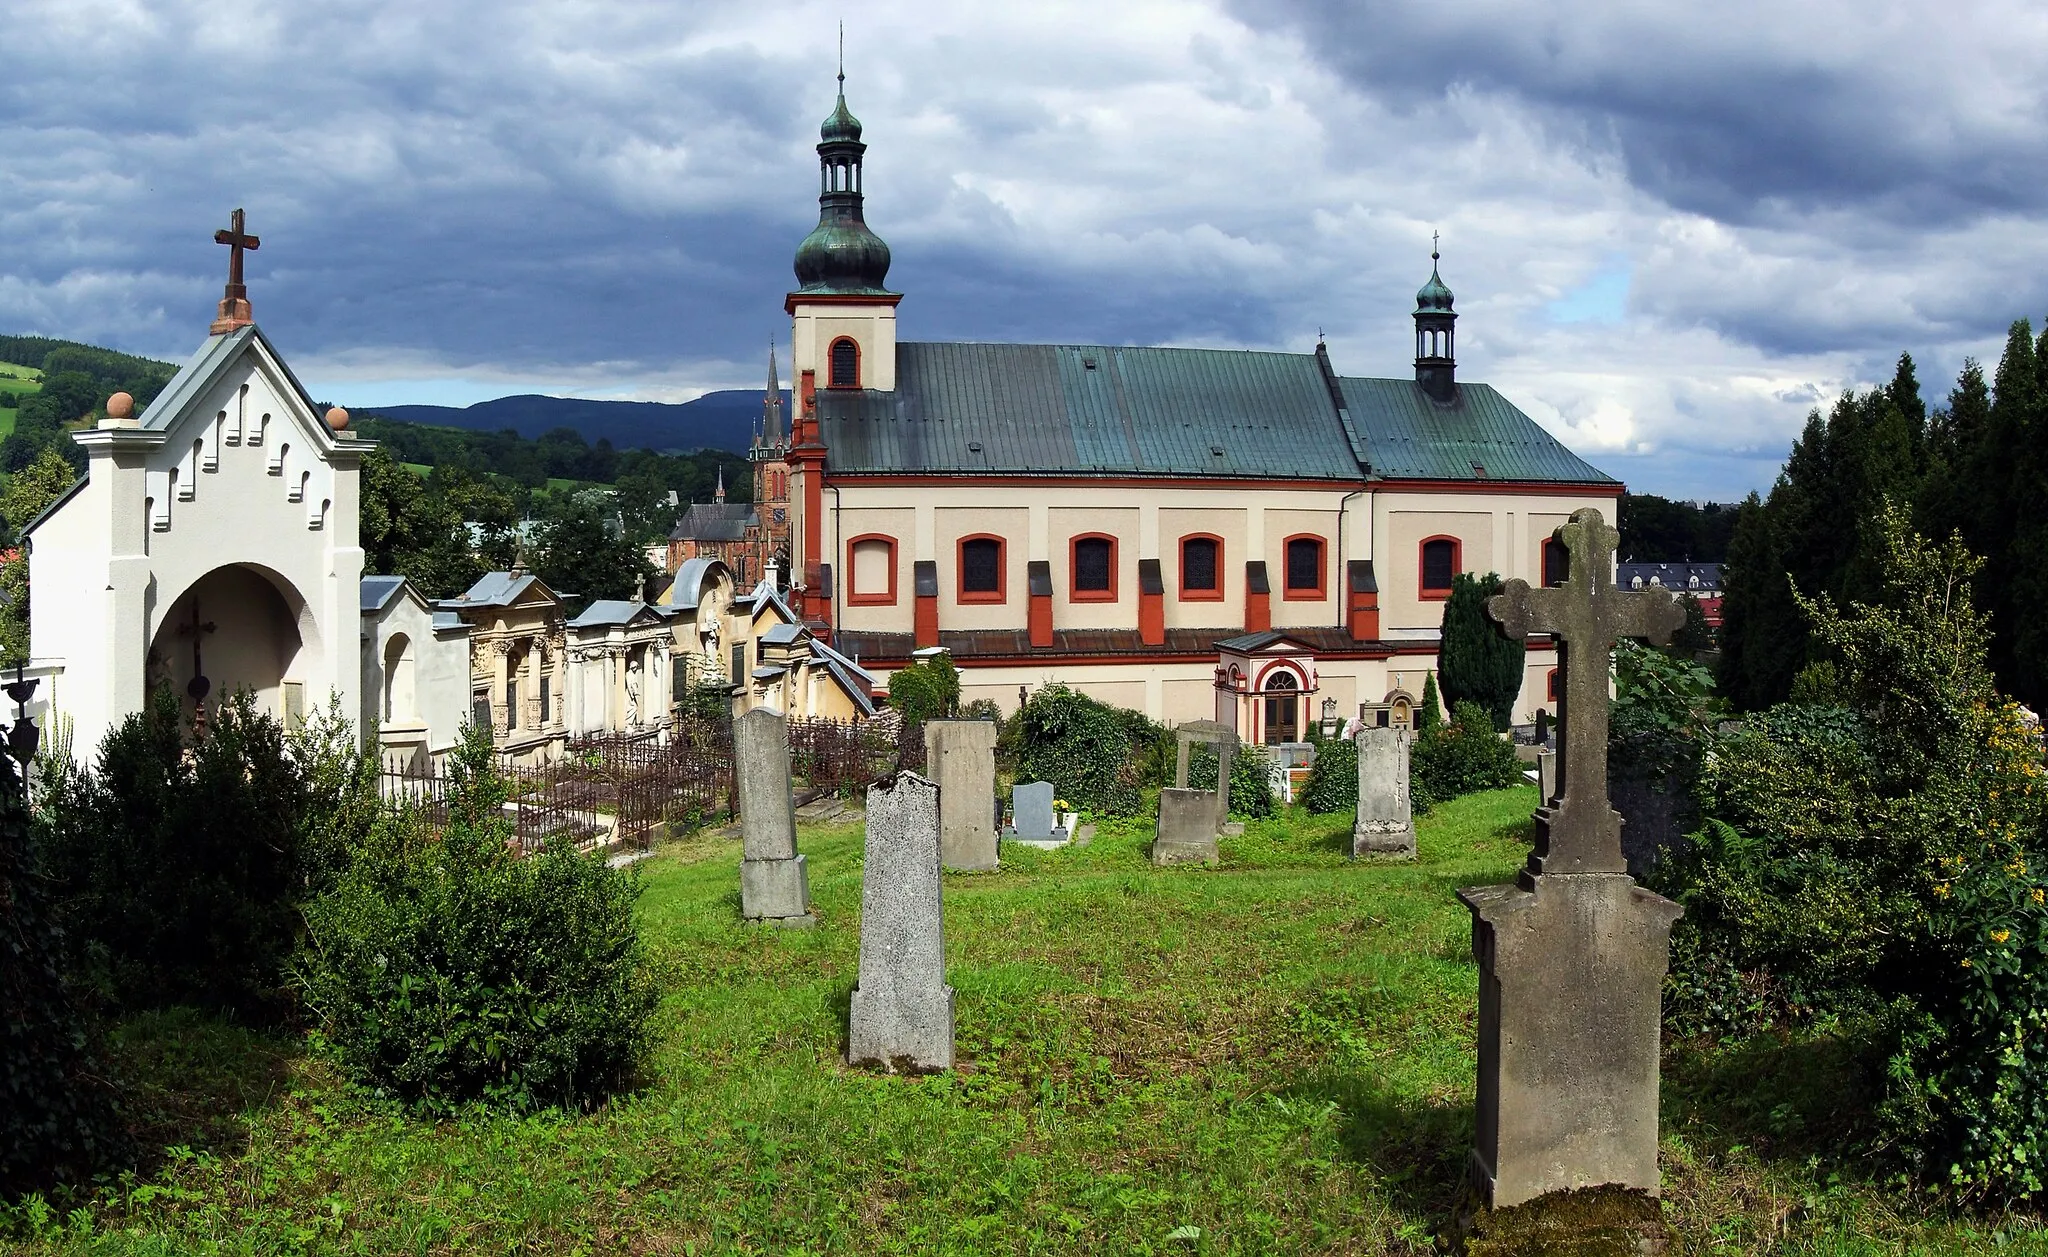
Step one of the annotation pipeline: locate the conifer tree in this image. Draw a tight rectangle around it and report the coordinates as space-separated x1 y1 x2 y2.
1418 671 1442 732
1717 491 1806 710
1436 571 1523 730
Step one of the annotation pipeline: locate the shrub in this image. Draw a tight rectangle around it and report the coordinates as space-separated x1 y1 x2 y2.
889 654 960 726
1438 572 1522 731
1015 685 1145 816
1411 701 1521 803
1418 672 1442 732
1299 736 1357 815
297 726 656 1114
40 689 310 1019
2 752 126 1196
1189 742 1277 819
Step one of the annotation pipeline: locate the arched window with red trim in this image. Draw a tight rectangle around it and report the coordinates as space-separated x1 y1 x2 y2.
847 534 897 605
1282 534 1326 600
958 534 1006 603
829 337 860 388
1543 537 1569 588
1179 533 1223 600
1420 535 1461 599
1069 533 1117 601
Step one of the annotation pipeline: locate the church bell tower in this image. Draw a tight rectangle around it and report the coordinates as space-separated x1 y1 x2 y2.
1414 241 1458 405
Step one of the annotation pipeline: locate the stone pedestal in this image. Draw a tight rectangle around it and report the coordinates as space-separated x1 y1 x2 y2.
1152 787 1221 865
1536 748 1558 807
736 707 814 926
1458 873 1683 1208
1352 725 1416 860
928 719 998 870
849 771 954 1072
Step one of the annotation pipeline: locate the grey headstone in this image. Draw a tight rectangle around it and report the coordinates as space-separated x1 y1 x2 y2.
1168 720 1237 839
848 771 954 1072
1352 726 1416 860
735 707 813 925
1537 747 1558 807
1152 787 1220 865
1461 506 1687 1213
928 720 998 871
1010 781 1056 841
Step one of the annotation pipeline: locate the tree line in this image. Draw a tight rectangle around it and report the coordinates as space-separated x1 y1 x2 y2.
0 339 177 476
1719 335 2048 712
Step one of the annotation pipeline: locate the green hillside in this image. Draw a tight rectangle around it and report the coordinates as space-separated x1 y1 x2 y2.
0 361 44 442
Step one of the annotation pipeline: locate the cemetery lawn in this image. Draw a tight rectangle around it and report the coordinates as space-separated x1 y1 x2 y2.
15 786 2048 1254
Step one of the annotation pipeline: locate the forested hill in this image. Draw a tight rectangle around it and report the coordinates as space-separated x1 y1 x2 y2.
364 389 789 456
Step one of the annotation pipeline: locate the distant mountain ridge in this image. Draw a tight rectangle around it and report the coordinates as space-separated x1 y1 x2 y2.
355 389 789 456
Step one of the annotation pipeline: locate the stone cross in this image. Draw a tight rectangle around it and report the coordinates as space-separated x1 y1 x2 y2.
1487 506 1684 877
210 208 260 332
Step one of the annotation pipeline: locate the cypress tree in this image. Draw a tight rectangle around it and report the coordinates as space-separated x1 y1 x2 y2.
1436 571 1523 730
1887 351 1927 468
1973 321 2042 699
1418 671 1442 732
1717 491 1806 710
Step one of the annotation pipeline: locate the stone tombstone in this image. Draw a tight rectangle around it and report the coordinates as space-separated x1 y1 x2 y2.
1156 719 1237 865
1537 746 1558 807
1010 780 1059 841
1460 506 1687 1214
848 771 954 1072
1351 725 1416 859
735 707 814 927
928 719 998 871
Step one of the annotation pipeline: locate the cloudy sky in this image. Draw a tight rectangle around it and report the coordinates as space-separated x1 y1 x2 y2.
3 0 2043 499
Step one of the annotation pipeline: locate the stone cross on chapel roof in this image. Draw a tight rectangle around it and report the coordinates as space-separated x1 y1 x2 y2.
1488 506 1685 880
209 208 261 335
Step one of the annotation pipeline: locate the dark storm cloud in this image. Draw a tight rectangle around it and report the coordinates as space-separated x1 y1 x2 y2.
1243 0 2048 229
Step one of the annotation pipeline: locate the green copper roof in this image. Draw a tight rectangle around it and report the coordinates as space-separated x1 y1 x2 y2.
814 341 1615 486
821 89 862 144
1415 257 1455 314
793 219 893 295
1335 376 1615 484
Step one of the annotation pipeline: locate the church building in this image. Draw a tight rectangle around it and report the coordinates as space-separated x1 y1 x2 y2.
776 77 1620 738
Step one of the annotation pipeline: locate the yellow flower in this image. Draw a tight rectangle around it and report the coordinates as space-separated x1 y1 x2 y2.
1936 883 1952 898
1964 958 1974 968
1993 929 2012 944
2033 889 2044 906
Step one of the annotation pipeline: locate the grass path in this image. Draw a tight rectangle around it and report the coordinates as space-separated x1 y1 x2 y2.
10 788 2046 1253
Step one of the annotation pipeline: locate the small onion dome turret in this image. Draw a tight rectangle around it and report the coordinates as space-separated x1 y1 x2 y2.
821 90 862 144
1415 253 1455 314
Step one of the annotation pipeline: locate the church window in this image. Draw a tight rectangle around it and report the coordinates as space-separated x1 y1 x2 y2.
849 534 898 605
1543 537 1569 588
829 338 860 388
1180 534 1222 600
1420 536 1460 599
540 671 551 722
1071 535 1116 600
959 535 1005 602
1547 668 1558 703
1283 535 1325 599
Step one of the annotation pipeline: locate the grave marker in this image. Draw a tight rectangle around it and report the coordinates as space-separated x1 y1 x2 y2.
1004 780 1068 848
848 771 954 1072
1459 506 1686 1215
735 707 814 927
1155 720 1236 865
928 719 998 870
1351 725 1415 859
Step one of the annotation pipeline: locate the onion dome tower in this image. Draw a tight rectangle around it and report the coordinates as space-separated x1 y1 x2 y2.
792 63 894 297
1414 238 1457 405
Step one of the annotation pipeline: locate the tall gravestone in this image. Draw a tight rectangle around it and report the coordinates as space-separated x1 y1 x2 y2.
735 707 814 927
1351 725 1416 859
1459 507 1685 1221
848 771 954 1072
1155 720 1236 865
928 719 998 870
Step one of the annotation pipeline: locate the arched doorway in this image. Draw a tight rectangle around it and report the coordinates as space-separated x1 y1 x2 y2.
382 632 415 724
1263 670 1300 744
147 564 312 725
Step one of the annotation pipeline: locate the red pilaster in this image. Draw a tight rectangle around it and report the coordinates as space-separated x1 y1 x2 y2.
1244 560 1271 633
1027 560 1053 648
1137 558 1164 646
1347 560 1380 642
913 560 939 650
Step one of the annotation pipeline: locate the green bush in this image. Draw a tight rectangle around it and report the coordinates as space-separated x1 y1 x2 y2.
1410 701 1521 804
2 751 126 1197
1189 743 1277 820
889 654 960 726
40 689 311 1020
1015 685 1146 816
297 726 656 1114
1418 672 1442 732
1298 736 1357 815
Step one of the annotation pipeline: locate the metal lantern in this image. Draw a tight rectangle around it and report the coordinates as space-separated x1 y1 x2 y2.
5 662 38 766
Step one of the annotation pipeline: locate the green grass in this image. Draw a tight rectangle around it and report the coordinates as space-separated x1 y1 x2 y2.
7 787 2046 1253
0 361 41 441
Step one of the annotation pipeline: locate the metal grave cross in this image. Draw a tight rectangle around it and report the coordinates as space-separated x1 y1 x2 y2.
213 208 260 301
1487 506 1684 878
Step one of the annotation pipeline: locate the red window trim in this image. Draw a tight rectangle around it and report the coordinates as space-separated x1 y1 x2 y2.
1177 532 1225 601
1281 533 1327 601
1419 534 1462 601
827 336 861 389
846 533 898 606
957 533 1007 604
1068 533 1118 602
1541 536 1569 588
1546 668 1558 703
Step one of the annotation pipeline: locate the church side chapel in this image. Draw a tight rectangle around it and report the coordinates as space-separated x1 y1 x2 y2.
773 75 1621 741
27 212 372 757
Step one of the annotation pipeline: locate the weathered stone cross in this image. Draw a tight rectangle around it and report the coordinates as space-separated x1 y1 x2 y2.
213 208 260 301
1488 506 1684 878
